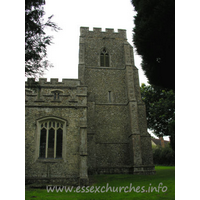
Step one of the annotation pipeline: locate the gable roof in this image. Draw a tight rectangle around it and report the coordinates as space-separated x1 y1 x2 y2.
151 138 169 147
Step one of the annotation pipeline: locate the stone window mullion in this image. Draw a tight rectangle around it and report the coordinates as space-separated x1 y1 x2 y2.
45 122 49 158
54 126 57 158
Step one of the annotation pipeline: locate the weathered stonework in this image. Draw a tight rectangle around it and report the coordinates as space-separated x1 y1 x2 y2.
25 27 155 186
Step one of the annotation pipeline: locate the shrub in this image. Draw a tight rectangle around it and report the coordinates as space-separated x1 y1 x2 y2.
153 145 175 165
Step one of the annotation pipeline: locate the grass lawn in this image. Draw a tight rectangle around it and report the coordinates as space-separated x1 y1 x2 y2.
25 166 175 200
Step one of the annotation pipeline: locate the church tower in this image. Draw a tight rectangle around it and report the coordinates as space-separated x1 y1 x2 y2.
79 27 155 174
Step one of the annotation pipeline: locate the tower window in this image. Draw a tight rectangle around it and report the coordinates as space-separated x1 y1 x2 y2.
100 48 109 67
108 91 112 103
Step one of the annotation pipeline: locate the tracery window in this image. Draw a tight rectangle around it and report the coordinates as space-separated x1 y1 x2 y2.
39 120 63 158
100 48 109 67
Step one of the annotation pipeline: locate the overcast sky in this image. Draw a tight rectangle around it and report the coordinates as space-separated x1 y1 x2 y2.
40 0 148 85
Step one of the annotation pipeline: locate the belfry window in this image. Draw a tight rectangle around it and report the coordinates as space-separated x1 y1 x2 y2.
39 120 63 158
100 48 109 67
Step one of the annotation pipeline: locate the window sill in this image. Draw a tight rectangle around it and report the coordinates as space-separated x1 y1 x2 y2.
37 158 63 163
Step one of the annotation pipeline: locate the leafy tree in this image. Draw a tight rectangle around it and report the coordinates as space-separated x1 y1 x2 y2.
131 0 175 90
141 83 175 150
25 0 60 77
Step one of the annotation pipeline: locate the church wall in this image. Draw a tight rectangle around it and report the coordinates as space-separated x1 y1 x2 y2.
83 66 131 173
85 68 127 104
140 135 154 166
25 78 88 185
94 105 131 171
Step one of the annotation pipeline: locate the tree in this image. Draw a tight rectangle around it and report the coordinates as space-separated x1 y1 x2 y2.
25 0 60 77
141 83 175 151
131 0 175 91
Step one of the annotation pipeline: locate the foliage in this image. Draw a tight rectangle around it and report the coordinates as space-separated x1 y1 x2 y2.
131 0 175 90
153 145 175 165
26 166 175 200
141 83 175 150
25 0 61 77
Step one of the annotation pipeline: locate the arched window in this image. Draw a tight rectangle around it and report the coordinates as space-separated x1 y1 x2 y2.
100 48 109 67
39 120 64 158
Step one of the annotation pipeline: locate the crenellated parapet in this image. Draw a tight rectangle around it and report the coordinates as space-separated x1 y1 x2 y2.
80 27 127 39
25 78 81 87
25 78 87 107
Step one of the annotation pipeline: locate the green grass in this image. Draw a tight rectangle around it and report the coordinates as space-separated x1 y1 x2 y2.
25 166 175 200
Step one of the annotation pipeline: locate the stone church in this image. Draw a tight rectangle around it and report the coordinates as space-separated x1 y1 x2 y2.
25 27 155 186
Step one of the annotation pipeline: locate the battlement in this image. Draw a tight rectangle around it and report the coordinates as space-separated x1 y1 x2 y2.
80 27 127 39
25 78 87 107
25 78 81 87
